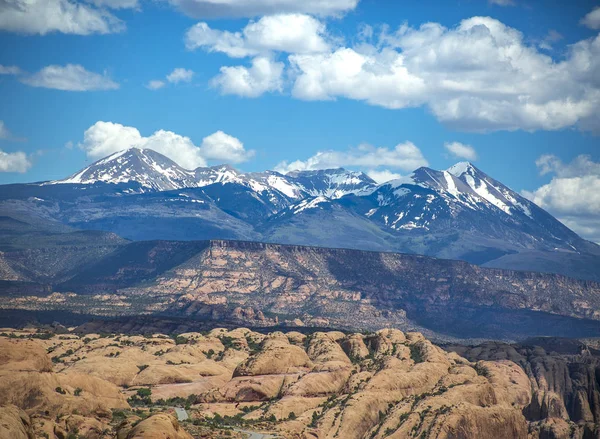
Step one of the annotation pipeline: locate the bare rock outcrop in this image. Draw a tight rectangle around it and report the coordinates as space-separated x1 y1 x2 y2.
117 413 193 439
0 405 35 439
1 329 599 439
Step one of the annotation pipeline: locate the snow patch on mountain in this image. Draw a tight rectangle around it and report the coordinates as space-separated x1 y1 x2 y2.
291 196 330 214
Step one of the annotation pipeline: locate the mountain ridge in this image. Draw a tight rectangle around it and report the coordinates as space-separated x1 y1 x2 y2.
2 147 599 282
51 147 377 200
3 238 600 341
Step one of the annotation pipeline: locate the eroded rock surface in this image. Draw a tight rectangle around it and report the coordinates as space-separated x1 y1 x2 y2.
0 329 599 438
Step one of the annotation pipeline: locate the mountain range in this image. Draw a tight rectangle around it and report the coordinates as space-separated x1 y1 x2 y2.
0 146 599 282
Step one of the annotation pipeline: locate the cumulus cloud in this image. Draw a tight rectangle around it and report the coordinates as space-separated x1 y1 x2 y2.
275 142 428 174
0 149 31 173
200 130 255 163
197 14 600 132
20 64 119 91
79 121 254 168
166 0 359 18
523 155 600 244
166 68 194 83
581 7 600 30
211 56 284 97
185 14 330 56
0 65 21 75
288 17 600 132
0 0 125 35
146 80 166 90
444 142 478 161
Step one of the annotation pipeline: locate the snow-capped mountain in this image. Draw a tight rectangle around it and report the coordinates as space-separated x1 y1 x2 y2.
12 149 599 281
347 161 587 254
52 147 377 203
285 168 376 198
54 148 198 192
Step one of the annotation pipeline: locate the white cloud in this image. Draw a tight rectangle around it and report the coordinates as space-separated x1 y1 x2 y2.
538 29 563 51
535 154 600 178
524 155 600 243
366 169 404 183
275 142 428 174
489 0 515 6
211 56 284 97
444 142 478 161
79 121 254 168
20 64 119 91
195 14 600 132
166 0 359 18
581 7 600 30
80 122 142 159
146 80 166 90
286 17 600 132
146 68 194 89
85 0 139 9
166 68 194 83
0 121 11 139
0 149 31 173
199 130 255 163
185 14 330 57
0 120 25 142
289 47 425 106
0 65 21 75
0 0 125 35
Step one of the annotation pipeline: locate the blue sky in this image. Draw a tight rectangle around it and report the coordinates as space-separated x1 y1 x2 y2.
0 0 599 240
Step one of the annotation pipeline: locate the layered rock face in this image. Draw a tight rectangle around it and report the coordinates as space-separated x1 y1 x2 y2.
5 240 600 340
143 240 600 339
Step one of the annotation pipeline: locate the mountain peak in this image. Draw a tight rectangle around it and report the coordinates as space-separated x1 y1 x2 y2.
206 164 237 172
54 147 196 191
284 168 377 198
446 161 477 177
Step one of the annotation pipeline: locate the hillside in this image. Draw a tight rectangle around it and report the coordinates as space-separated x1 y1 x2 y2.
3 240 600 341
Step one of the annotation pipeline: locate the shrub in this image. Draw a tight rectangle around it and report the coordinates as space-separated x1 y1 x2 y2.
174 335 188 345
309 411 319 428
409 345 424 364
220 336 240 350
475 363 490 378
137 388 152 398
74 388 82 396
